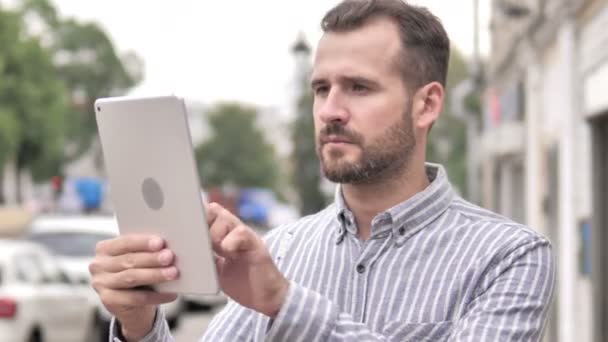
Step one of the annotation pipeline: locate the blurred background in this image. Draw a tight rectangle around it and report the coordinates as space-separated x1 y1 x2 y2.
0 0 606 341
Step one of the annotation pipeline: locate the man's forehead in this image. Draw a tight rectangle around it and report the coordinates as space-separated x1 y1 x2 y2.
312 19 402 80
316 18 401 55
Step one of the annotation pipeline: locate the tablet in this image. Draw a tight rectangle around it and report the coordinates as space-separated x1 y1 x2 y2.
94 95 219 295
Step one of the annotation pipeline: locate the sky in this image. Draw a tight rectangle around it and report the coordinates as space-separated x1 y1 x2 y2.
53 0 491 114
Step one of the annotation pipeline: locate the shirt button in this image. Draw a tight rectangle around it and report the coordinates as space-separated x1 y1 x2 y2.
399 227 406 235
376 232 389 239
356 264 366 273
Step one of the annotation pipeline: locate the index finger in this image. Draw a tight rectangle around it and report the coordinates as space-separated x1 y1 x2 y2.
206 202 224 225
96 235 165 256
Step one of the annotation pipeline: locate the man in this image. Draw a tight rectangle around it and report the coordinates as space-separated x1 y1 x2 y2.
90 0 555 341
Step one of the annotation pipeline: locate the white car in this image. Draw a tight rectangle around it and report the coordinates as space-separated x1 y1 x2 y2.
26 215 185 340
0 239 96 342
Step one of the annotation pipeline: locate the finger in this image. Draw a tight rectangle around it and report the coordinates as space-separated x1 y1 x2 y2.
94 267 179 290
209 209 240 252
214 255 227 275
90 249 175 274
96 235 165 256
207 202 241 225
98 288 178 307
205 202 223 224
218 225 256 257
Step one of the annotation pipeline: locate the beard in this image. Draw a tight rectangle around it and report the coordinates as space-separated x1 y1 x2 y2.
316 108 416 185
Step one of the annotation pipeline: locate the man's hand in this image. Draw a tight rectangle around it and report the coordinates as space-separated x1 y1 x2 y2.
89 235 179 341
207 202 289 318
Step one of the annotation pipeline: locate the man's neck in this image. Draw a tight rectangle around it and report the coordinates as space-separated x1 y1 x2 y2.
341 163 430 241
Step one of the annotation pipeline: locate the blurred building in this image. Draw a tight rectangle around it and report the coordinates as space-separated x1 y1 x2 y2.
481 0 608 341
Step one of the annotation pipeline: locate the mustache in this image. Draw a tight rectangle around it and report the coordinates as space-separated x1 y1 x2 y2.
319 124 363 145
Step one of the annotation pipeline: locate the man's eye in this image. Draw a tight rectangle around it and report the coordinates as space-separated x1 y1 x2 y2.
352 84 368 92
314 86 329 96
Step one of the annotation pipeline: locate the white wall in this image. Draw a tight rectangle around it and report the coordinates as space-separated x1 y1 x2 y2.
535 18 594 342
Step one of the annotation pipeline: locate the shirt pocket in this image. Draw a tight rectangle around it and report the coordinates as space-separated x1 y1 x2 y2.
383 320 453 341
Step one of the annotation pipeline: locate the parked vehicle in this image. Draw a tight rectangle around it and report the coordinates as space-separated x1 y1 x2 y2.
26 215 186 340
0 239 96 342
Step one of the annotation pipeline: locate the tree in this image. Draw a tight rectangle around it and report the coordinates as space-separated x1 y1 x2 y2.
290 36 326 215
17 0 143 160
0 7 69 202
427 48 471 196
195 103 279 191
53 19 143 159
0 0 143 203
291 90 327 215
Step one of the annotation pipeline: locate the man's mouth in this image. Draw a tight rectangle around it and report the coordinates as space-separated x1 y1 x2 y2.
321 135 353 145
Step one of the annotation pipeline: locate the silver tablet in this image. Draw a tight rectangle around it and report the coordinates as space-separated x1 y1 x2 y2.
94 95 219 295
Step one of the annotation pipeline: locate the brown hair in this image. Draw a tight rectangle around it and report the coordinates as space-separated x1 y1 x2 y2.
321 0 450 92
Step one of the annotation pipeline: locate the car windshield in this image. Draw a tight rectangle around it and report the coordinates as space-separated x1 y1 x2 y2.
30 232 115 257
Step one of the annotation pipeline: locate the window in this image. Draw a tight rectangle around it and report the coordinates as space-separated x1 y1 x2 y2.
579 220 592 276
14 254 45 284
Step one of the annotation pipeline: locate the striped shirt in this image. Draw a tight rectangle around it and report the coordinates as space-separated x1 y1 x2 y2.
110 163 555 341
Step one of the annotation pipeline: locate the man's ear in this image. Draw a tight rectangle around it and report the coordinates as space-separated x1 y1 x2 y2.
411 82 445 133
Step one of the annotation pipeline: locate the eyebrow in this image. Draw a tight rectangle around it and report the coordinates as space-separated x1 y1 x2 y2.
310 77 327 89
310 75 380 89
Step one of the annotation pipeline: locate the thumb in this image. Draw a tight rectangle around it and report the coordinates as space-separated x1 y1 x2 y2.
218 225 257 259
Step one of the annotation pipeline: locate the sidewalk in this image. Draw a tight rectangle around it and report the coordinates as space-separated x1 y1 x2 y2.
0 207 33 237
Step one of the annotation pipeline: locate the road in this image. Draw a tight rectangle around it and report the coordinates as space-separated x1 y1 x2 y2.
172 306 225 342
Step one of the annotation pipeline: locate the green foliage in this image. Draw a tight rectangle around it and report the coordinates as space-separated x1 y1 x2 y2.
0 8 68 184
16 0 142 159
53 19 142 159
0 108 19 169
291 89 326 215
195 103 279 191
0 11 22 167
18 0 60 27
0 0 142 203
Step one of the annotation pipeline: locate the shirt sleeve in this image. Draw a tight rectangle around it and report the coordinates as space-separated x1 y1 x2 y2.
201 299 258 341
449 237 556 341
266 237 555 341
109 307 174 342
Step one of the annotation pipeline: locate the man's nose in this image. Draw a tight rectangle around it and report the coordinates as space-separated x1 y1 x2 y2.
317 89 350 125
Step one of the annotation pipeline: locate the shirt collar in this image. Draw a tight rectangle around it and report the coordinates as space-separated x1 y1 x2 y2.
333 163 455 245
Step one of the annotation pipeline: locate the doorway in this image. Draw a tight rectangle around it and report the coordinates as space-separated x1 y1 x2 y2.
591 113 608 342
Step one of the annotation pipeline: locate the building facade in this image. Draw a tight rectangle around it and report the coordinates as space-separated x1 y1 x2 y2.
482 0 608 341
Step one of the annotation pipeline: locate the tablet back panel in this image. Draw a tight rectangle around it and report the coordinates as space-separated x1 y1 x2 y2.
95 95 219 294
